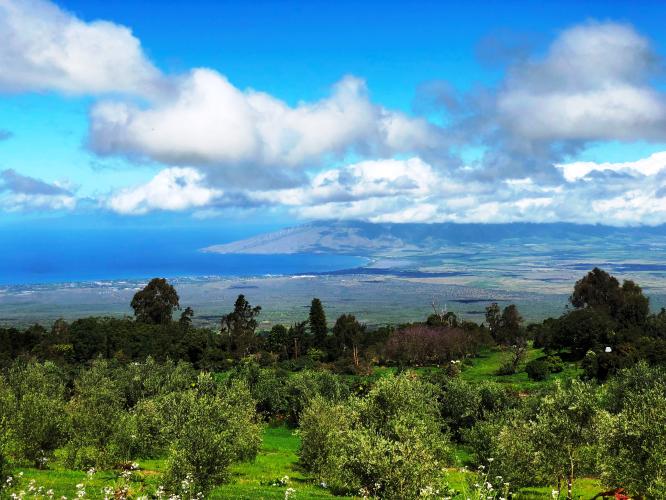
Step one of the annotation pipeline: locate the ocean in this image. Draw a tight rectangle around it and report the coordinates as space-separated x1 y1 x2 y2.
0 226 365 285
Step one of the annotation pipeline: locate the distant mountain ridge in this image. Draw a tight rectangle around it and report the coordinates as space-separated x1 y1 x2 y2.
203 221 666 256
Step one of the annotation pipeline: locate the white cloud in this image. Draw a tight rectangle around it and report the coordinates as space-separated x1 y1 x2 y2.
107 167 222 215
0 0 160 94
0 193 75 212
254 157 443 205
89 71 443 179
0 169 76 212
241 152 666 225
496 22 666 143
557 151 666 182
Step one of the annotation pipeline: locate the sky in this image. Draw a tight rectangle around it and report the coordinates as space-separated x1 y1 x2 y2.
2 0 666 231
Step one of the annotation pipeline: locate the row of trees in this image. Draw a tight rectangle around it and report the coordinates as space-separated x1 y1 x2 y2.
3 267 666 379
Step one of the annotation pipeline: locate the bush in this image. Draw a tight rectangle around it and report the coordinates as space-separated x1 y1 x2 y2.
525 355 564 381
525 359 550 381
162 378 262 495
63 359 125 468
299 373 450 499
598 383 666 497
0 379 12 489
7 362 69 467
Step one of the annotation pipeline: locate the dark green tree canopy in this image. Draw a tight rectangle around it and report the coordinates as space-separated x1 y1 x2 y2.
485 302 523 344
309 298 327 347
221 295 262 356
331 313 365 355
179 306 194 328
131 278 180 325
570 268 649 326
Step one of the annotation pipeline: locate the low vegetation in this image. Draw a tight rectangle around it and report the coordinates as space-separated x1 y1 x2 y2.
0 268 665 498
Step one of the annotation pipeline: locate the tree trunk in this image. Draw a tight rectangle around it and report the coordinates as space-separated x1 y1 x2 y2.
567 456 574 500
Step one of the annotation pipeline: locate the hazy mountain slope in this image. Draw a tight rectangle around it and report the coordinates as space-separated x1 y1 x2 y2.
203 221 666 256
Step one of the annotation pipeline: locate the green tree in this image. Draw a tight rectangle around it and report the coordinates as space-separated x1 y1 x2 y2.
499 304 523 344
332 314 365 368
300 373 450 499
570 267 623 315
162 377 262 495
287 321 308 360
220 295 261 357
598 366 666 497
64 359 124 468
531 380 600 499
131 278 180 325
570 268 649 327
179 306 194 329
309 298 328 348
7 362 69 467
266 324 288 358
485 303 501 338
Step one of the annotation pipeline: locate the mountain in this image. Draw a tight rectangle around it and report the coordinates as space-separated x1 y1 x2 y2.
202 220 666 256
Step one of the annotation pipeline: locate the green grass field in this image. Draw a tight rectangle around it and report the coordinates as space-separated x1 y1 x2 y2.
460 345 582 391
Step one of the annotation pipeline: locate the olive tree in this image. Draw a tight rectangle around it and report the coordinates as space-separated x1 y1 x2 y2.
300 373 450 499
161 376 262 495
597 388 666 497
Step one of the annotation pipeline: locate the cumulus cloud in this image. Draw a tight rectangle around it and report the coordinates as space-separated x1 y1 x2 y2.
0 169 75 211
496 22 666 143
234 152 666 225
439 21 666 184
0 0 160 94
4 1 666 227
107 167 223 215
89 71 443 184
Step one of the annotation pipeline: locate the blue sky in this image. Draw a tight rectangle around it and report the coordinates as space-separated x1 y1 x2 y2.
2 0 666 229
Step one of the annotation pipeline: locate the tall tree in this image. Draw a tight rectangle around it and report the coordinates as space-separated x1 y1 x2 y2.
332 314 365 368
179 307 194 329
220 295 261 356
570 267 623 317
309 298 327 348
485 303 501 338
130 278 180 325
288 321 308 359
499 304 524 344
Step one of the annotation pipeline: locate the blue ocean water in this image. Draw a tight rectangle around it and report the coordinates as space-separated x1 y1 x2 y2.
0 226 365 285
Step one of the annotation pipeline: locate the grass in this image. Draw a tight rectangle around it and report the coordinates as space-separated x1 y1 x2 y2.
460 345 582 392
209 425 340 499
8 426 604 500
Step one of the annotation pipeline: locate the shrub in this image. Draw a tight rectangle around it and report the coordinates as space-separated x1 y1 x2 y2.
525 359 550 381
7 362 69 467
63 359 125 468
162 379 262 495
598 385 666 497
299 373 450 499
0 379 13 489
